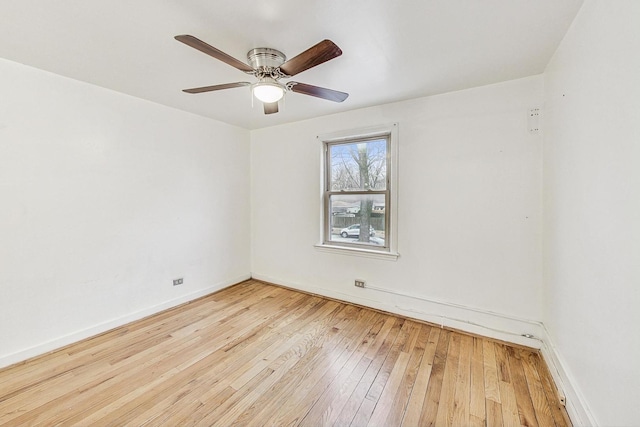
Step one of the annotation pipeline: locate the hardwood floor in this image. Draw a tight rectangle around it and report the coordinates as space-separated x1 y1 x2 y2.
0 280 570 426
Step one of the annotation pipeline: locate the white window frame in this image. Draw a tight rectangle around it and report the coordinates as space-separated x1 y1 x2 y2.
315 123 399 260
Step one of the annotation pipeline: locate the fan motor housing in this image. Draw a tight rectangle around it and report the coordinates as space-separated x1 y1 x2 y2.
247 48 286 70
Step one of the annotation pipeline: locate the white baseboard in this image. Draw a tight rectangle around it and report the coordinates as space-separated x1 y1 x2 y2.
539 326 598 426
0 273 250 370
251 274 544 349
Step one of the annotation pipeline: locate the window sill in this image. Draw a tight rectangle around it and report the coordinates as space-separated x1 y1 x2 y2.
314 243 399 261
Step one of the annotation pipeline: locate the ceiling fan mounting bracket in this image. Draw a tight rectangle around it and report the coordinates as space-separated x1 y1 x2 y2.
247 48 292 80
247 48 286 70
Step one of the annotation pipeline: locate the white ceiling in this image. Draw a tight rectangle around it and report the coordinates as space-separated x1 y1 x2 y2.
1 0 583 130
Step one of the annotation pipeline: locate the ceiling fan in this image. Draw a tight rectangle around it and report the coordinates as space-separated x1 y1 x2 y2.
175 35 349 115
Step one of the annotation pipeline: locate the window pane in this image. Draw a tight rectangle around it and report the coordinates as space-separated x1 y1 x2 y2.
329 138 387 191
329 194 385 247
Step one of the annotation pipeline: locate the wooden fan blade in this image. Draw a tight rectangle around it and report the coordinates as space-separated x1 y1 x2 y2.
263 102 279 114
182 82 250 94
279 40 342 77
175 35 254 73
289 82 349 102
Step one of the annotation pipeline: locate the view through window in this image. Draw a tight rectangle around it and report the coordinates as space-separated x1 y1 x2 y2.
324 135 390 250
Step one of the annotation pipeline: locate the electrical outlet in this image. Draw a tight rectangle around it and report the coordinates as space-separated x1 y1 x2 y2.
354 280 365 288
173 278 183 286
558 394 566 407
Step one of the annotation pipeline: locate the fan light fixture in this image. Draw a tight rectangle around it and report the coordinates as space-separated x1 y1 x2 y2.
253 78 285 103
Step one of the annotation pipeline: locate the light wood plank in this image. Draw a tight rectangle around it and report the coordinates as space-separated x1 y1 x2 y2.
418 328 451 426
483 340 502 403
435 332 461 426
499 380 522 426
385 324 431 427
487 398 505 427
452 334 473 426
495 342 512 383
401 326 440 426
470 337 486 422
351 319 411 426
506 346 539 427
520 349 557 427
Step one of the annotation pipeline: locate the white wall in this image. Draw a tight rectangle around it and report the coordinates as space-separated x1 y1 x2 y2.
251 76 545 345
543 1 640 425
0 59 251 367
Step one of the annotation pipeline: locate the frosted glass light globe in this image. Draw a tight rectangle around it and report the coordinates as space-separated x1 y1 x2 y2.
253 79 285 103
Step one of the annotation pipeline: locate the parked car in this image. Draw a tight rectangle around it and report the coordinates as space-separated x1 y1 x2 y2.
340 224 375 238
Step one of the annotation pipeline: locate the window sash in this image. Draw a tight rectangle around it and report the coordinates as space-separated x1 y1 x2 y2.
323 193 390 250
325 136 390 192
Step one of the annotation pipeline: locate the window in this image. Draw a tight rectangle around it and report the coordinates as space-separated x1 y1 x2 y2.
317 124 398 260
